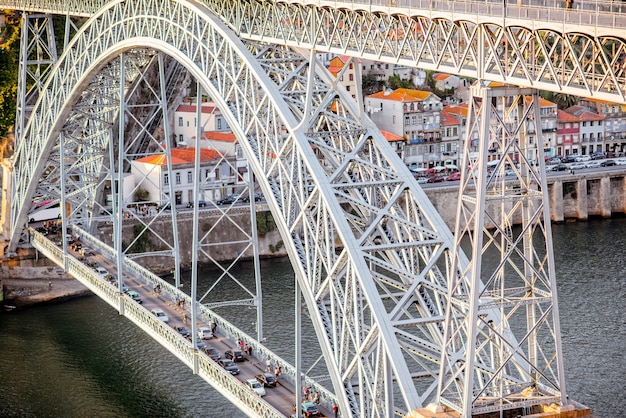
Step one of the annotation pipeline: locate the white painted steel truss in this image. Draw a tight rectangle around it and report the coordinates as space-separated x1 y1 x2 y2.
439 86 566 415
5 0 575 417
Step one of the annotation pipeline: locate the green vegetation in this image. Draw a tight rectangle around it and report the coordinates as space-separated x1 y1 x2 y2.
134 187 150 202
0 12 20 147
124 223 154 253
256 212 276 237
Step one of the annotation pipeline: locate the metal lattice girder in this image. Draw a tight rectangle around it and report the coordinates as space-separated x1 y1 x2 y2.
8 1 473 416
3 0 626 101
438 85 566 416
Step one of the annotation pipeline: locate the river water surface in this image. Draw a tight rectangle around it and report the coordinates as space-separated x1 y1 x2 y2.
0 218 624 417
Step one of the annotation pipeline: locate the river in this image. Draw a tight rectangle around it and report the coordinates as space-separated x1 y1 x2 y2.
0 218 624 417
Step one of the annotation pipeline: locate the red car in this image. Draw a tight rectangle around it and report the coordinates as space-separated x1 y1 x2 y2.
427 176 445 183
445 172 461 181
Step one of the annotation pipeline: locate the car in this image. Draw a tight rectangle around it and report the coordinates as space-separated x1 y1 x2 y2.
194 340 207 350
570 162 586 170
203 346 221 361
94 266 109 278
293 401 320 417
601 159 616 167
186 200 206 208
255 373 277 388
615 158 626 166
561 155 578 163
198 327 213 340
126 290 142 303
575 155 591 162
224 349 246 362
415 176 429 184
175 326 190 338
552 164 568 171
591 152 605 160
157 202 171 211
217 194 241 205
547 157 562 164
246 379 266 396
444 172 461 181
217 359 240 375
79 247 94 257
585 161 601 168
151 309 169 323
427 176 445 183
242 193 262 202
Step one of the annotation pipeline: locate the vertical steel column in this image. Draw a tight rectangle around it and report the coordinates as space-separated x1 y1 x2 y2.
190 82 202 373
158 52 181 288
115 54 126 313
247 168 264 342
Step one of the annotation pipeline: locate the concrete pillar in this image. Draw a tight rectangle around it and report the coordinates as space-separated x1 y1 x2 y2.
1 157 13 240
549 180 564 222
575 178 588 220
599 176 612 218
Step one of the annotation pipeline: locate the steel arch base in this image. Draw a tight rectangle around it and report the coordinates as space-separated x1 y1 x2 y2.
8 1 565 417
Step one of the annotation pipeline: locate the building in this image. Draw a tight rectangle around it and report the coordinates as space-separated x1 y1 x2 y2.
433 73 467 91
580 97 626 156
173 101 231 147
365 88 443 168
556 110 580 156
130 148 241 205
564 105 605 156
327 55 360 102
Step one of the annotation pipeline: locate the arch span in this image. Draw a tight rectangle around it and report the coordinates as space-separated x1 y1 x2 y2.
9 1 526 416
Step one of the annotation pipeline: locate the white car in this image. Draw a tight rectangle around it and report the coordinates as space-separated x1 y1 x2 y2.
94 266 109 278
585 161 601 168
151 309 169 323
615 158 626 166
198 327 213 340
246 379 266 396
570 162 586 170
575 155 591 162
416 177 428 184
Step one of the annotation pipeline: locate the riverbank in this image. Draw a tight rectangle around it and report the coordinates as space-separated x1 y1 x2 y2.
2 264 91 310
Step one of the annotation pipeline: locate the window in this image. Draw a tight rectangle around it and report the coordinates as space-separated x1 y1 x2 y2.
349 74 354 81
179 134 183 143
187 171 193 183
217 119 222 130
194 117 197 127
393 115 396 124
346 86 351 91
164 173 169 185
175 172 181 185
178 117 183 127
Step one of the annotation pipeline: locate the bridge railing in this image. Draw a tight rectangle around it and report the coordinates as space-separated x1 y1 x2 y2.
63 227 338 412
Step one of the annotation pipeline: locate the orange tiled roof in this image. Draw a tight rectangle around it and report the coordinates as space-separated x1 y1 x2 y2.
380 130 404 142
195 131 237 142
175 104 219 114
135 148 221 165
557 109 579 122
445 103 469 117
368 88 432 102
440 108 460 126
433 73 450 81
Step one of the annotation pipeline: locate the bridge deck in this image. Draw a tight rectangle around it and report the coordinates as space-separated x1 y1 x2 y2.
31 229 332 418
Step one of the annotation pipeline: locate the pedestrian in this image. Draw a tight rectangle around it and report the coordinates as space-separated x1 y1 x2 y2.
266 357 271 372
333 403 339 418
210 320 217 334
274 365 281 380
313 391 320 405
303 385 310 400
247 345 252 356
239 339 245 350
183 313 187 324
48 280 52 289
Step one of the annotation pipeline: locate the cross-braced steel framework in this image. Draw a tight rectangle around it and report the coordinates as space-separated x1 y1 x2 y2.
4 0 598 417
438 86 567 416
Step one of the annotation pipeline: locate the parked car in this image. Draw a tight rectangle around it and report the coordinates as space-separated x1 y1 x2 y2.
615 158 626 166
575 155 591 162
561 155 578 163
427 176 445 183
217 359 240 375
585 161 601 168
445 172 461 181
255 373 277 388
552 164 568 171
242 193 262 202
157 202 171 211
186 200 206 208
126 290 142 304
198 327 213 340
570 162 586 170
246 379 266 396
151 308 169 323
203 346 221 361
547 157 562 164
601 159 616 167
415 177 429 184
217 194 241 205
224 349 246 362
591 152 605 160
175 326 190 338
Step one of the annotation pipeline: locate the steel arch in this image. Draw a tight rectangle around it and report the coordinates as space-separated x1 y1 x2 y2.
8 0 472 416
